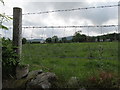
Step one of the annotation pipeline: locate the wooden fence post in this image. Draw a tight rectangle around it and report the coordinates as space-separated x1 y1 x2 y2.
0 34 2 90
118 1 120 77
13 7 22 64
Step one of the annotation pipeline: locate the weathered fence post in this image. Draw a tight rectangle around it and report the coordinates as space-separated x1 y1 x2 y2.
118 1 120 77
0 34 2 90
13 7 22 64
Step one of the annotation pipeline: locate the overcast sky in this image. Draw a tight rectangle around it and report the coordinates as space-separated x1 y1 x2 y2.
0 0 119 39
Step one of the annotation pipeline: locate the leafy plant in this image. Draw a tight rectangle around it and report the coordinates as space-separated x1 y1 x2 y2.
2 38 18 78
0 0 12 30
0 0 4 5
0 13 12 30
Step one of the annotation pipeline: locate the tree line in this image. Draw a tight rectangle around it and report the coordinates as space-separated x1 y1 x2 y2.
22 32 119 44
45 32 119 43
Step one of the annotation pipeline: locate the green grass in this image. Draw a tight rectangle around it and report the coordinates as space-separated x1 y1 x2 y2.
21 42 118 86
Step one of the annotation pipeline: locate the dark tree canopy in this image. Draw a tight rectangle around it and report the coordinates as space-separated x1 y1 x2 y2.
46 37 52 43
52 36 58 43
72 32 87 42
22 38 27 44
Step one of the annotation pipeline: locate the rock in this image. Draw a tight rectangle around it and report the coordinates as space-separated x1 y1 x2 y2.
26 72 57 90
68 77 79 88
79 87 86 90
27 70 43 79
3 70 43 88
16 64 29 79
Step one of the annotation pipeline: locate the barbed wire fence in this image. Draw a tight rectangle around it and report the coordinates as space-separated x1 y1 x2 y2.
2 4 119 81
6 4 119 16
18 25 118 68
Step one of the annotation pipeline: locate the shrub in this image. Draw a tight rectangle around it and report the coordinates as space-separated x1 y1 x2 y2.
2 37 18 79
22 38 27 44
86 71 119 88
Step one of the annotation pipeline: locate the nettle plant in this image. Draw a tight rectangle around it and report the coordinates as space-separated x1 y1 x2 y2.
2 38 18 78
0 0 16 78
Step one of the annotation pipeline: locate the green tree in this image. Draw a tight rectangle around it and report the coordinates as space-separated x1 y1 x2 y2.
46 37 52 43
80 34 87 42
72 32 87 42
72 32 80 42
62 37 67 43
52 36 58 43
22 38 27 44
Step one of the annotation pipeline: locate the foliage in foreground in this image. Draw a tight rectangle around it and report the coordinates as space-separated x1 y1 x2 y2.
2 38 18 78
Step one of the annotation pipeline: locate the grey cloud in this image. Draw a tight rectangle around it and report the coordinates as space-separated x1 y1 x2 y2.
51 2 118 25
23 2 118 25
79 6 118 24
3 2 118 39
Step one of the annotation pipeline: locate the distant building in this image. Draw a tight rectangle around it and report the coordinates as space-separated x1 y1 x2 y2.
27 39 45 43
100 39 103 42
105 39 111 42
95 38 103 42
95 38 98 42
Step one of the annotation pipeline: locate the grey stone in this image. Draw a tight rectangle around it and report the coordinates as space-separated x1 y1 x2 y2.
3 69 43 88
68 77 79 87
26 72 57 90
16 64 29 79
27 70 43 79
79 87 86 90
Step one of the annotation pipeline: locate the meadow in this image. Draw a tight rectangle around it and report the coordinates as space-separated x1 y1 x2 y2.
21 42 119 87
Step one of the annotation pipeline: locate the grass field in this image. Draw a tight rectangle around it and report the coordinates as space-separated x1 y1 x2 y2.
21 42 119 87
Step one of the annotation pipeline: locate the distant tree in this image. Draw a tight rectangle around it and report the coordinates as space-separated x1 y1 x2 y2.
80 34 87 42
72 32 80 42
109 33 115 41
116 33 119 41
58 40 62 43
62 37 67 43
67 40 72 43
22 38 27 44
46 37 52 43
97 36 100 42
52 36 58 43
72 32 87 42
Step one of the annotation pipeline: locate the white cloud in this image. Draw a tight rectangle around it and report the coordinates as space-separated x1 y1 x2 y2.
102 19 118 25
86 0 119 3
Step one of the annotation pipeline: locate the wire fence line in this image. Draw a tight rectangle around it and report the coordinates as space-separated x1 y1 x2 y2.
5 24 118 40
8 25 118 29
7 4 119 16
21 55 117 60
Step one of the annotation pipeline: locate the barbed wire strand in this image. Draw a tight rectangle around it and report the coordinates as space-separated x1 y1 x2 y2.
6 4 120 16
16 25 119 29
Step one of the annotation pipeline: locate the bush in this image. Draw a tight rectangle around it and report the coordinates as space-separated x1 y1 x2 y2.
86 71 119 88
2 37 18 78
22 38 27 44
